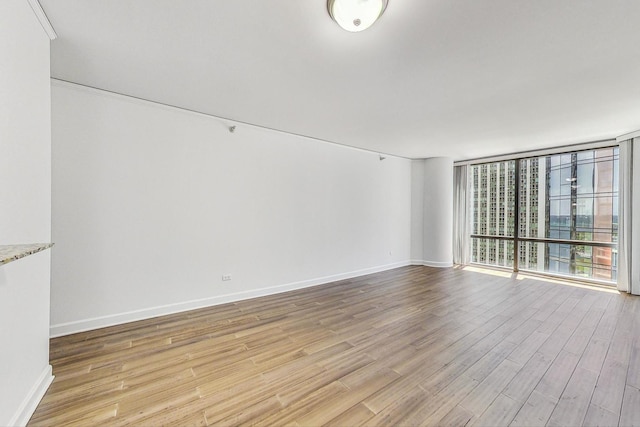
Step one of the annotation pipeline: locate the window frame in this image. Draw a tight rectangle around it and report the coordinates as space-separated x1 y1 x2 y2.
468 145 619 285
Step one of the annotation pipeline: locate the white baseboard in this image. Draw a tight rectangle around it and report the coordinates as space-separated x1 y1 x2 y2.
8 365 54 427
410 259 453 268
50 261 411 337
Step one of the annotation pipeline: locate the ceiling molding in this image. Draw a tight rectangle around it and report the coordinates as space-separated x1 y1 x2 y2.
51 78 410 161
454 138 618 166
617 130 640 142
26 0 57 40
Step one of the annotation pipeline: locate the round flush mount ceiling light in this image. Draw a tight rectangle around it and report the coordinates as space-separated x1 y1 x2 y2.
328 0 388 32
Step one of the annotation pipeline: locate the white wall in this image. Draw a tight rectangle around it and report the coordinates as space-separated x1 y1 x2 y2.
0 1 53 425
51 81 412 335
411 157 454 267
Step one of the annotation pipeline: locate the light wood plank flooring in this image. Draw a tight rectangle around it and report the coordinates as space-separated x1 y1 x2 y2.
29 266 640 426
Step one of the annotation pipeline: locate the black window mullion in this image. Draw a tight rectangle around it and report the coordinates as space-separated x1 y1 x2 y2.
514 159 520 272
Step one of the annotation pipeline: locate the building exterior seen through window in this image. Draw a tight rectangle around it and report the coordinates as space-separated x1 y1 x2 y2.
470 147 619 283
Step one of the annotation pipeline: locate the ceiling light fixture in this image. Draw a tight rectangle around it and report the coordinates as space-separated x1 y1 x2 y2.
328 0 388 32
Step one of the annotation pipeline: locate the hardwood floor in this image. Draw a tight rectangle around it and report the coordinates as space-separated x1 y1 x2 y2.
29 266 640 426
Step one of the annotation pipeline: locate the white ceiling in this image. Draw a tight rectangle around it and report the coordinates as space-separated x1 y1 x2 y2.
40 0 640 160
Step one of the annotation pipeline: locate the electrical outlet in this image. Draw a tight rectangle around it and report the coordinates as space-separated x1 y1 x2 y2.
222 274 232 281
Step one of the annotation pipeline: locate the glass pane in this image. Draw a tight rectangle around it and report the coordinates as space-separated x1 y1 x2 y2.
577 150 594 161
471 237 514 268
519 148 618 243
518 241 617 282
576 162 594 194
471 160 516 237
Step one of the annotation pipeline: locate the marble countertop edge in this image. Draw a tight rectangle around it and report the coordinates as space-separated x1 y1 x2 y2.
0 243 54 266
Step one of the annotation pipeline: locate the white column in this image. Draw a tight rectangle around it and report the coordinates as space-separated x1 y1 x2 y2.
422 157 454 267
410 160 426 263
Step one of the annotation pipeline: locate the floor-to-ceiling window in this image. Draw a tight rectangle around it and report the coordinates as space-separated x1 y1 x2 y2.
471 160 516 268
470 146 619 283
